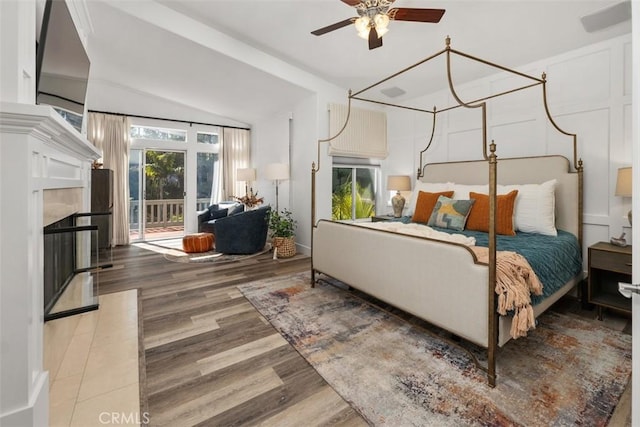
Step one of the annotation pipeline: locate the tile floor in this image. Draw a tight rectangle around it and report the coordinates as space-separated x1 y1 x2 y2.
47 290 142 426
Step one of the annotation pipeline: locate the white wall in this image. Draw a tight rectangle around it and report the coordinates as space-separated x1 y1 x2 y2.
252 112 292 212
0 0 36 104
384 33 633 262
290 94 321 255
246 86 348 257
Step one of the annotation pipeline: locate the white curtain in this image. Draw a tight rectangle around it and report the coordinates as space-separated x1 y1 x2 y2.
87 113 131 246
221 128 251 201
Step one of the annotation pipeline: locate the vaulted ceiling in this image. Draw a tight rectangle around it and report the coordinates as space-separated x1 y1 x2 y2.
83 0 631 125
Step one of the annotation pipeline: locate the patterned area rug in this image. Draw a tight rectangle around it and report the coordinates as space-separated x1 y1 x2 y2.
238 272 632 426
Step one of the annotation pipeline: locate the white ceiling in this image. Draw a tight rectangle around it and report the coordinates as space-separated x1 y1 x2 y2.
85 0 631 125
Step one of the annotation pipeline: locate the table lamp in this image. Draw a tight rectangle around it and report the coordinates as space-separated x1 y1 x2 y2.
237 167 256 197
387 175 411 218
615 166 632 225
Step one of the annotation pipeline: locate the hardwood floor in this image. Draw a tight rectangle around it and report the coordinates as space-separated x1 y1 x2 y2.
100 244 631 426
99 245 368 427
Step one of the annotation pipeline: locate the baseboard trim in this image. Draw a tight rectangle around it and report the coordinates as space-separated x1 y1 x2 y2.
0 371 49 426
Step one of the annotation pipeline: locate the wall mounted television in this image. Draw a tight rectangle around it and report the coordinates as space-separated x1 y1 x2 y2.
36 0 90 133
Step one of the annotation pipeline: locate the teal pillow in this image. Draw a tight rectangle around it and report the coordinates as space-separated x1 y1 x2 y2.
227 203 245 216
208 204 228 219
427 196 475 231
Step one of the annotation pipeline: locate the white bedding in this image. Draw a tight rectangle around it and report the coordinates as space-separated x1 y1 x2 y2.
357 221 477 246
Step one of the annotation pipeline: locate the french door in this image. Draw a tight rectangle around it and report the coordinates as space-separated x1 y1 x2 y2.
129 149 185 241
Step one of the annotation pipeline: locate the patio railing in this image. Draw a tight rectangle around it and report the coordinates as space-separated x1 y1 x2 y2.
129 198 211 229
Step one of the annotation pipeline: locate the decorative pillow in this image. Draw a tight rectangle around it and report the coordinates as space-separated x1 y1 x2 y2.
451 184 489 200
208 204 228 220
226 203 245 216
427 196 475 231
411 190 455 223
466 190 519 235
498 179 557 236
406 182 453 216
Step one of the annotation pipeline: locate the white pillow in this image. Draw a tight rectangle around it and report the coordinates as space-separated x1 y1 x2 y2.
451 184 489 200
405 182 453 216
498 179 557 236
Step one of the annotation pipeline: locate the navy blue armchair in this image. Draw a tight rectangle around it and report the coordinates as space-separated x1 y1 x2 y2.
210 205 271 254
198 203 244 234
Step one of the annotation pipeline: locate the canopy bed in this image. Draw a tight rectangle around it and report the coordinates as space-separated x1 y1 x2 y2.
310 37 584 387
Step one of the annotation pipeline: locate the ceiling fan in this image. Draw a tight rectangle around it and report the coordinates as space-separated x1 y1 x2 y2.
311 0 445 50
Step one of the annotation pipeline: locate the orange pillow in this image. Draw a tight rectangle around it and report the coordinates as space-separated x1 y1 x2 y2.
466 190 519 235
411 191 455 223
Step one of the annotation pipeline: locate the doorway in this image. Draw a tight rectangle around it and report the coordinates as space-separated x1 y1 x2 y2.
129 149 185 241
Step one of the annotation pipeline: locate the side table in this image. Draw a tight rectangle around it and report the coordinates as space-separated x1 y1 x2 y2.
371 215 401 222
587 241 632 320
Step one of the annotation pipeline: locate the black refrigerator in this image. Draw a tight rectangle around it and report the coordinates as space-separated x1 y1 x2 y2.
91 169 113 249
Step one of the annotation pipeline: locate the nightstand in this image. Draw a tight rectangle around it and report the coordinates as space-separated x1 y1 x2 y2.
371 215 397 222
588 242 632 320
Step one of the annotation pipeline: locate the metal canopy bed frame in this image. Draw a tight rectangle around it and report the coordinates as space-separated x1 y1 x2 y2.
310 37 583 387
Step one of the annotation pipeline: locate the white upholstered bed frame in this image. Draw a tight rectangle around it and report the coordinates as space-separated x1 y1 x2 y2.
312 155 583 385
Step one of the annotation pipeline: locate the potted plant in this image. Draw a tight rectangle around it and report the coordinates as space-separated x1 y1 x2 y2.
269 209 297 258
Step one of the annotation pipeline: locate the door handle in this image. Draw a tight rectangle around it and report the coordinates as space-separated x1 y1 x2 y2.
618 282 640 298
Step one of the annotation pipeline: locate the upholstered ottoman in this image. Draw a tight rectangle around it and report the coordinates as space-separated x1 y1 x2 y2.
182 232 214 253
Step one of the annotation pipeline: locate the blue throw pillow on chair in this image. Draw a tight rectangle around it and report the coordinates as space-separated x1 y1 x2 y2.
227 203 245 216
208 204 228 219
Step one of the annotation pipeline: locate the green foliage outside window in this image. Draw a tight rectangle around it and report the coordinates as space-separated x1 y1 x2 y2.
144 151 184 200
332 181 375 220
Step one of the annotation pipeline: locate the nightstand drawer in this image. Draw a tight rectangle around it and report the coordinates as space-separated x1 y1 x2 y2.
589 249 632 275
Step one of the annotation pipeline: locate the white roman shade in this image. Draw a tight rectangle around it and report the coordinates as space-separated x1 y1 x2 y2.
328 103 388 159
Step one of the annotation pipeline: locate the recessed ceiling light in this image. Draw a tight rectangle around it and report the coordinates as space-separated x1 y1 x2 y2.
381 87 406 98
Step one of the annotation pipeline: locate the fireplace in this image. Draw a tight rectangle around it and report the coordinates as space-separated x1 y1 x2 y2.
1 102 102 425
43 213 100 321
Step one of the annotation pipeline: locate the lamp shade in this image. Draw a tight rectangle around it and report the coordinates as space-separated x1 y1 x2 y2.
615 167 632 197
264 163 289 181
387 175 411 192
236 167 256 182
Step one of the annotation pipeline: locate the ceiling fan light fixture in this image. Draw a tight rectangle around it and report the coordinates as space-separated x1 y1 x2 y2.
374 13 389 30
354 16 370 32
357 28 370 39
310 1 446 50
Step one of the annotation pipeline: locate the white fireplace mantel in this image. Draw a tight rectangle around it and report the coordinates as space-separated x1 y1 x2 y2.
0 102 100 425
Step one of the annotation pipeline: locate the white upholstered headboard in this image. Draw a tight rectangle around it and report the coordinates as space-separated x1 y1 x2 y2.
421 155 581 240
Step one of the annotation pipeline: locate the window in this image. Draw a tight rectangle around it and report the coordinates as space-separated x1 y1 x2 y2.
128 119 222 241
130 125 187 142
197 132 219 145
196 152 219 210
332 166 377 221
53 107 83 132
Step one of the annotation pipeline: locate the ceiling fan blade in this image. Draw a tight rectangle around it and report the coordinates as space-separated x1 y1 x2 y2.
388 8 446 23
368 27 383 50
311 17 356 36
341 0 361 6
